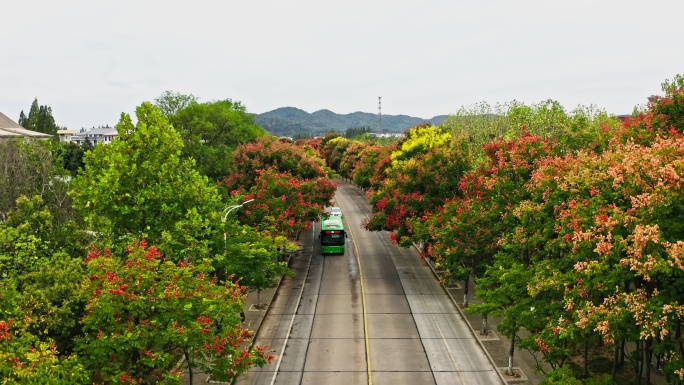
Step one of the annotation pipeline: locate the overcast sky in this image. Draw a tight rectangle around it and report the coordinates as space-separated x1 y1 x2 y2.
2 0 683 130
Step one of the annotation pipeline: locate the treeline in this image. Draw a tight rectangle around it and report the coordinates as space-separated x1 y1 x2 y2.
254 106 449 137
344 126 372 138
311 75 684 385
0 94 337 383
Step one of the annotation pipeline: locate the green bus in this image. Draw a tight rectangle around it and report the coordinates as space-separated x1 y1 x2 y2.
320 218 346 254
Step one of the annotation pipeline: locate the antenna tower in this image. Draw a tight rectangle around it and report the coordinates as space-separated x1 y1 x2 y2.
378 96 382 132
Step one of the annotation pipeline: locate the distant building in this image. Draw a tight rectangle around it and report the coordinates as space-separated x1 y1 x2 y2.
367 132 405 139
71 127 118 145
56 129 77 142
0 111 53 141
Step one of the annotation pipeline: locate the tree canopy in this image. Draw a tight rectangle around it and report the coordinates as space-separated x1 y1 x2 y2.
159 95 267 180
18 98 60 136
70 102 223 260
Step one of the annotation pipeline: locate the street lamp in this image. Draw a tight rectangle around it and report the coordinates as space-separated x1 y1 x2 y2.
222 199 254 222
222 199 254 244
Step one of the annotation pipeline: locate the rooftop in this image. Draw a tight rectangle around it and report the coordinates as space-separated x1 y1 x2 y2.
0 112 53 139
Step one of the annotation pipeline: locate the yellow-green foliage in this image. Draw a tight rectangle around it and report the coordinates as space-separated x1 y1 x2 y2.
441 100 620 164
391 125 450 167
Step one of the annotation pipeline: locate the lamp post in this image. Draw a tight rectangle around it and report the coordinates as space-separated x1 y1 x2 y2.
222 199 254 244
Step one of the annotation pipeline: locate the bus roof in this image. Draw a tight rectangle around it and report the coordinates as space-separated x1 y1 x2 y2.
322 219 343 229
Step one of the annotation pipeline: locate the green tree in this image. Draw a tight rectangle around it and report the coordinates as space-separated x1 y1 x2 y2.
0 139 78 225
219 221 293 307
292 132 313 140
168 98 267 180
0 195 91 279
17 254 87 355
154 90 198 117
70 102 223 261
56 140 93 176
18 98 60 136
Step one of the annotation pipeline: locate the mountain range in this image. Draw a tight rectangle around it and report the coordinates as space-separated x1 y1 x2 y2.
254 107 448 137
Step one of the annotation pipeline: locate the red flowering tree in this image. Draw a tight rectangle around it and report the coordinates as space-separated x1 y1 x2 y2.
364 125 470 247
544 136 684 383
233 169 335 238
77 241 272 384
224 136 327 193
430 132 555 375
483 78 684 382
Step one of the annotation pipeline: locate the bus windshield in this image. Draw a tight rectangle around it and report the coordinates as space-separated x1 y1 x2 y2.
321 231 345 246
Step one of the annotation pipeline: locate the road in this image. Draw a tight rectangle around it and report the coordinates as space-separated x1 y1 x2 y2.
234 182 503 385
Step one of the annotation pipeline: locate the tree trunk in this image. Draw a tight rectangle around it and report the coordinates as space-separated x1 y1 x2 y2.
677 323 683 357
481 314 488 335
620 338 626 366
583 336 589 378
637 340 643 385
463 275 469 308
644 338 652 385
257 289 262 307
185 349 193 385
508 332 516 375
612 343 619 382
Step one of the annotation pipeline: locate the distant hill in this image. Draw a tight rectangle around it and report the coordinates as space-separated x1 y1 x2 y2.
254 107 448 137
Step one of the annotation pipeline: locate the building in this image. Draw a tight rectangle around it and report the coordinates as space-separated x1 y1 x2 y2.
71 127 118 145
56 129 77 142
367 132 405 139
0 111 53 141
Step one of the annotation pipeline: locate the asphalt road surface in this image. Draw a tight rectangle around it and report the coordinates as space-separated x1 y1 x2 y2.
235 182 503 385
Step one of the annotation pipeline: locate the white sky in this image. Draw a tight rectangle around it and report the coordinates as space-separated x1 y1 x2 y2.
1 0 683 130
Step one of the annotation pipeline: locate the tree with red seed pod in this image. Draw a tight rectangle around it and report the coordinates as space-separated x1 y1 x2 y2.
78 240 272 384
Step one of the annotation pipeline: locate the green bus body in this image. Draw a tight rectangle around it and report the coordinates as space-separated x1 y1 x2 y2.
320 218 346 254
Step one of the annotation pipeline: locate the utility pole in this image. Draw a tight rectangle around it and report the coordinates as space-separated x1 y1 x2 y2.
378 96 382 132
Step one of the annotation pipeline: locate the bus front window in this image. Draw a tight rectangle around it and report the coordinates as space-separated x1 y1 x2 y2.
321 232 345 246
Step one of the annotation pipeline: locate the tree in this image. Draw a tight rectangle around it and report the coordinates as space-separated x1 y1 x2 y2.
364 125 470 247
17 254 87 355
352 144 396 190
18 98 60 136
0 195 91 279
77 240 273 384
56 140 93 176
233 169 336 238
338 141 371 180
219 221 293 307
168 99 267 180
224 135 329 195
1 278 89 384
154 91 198 117
0 139 78 225
70 102 224 261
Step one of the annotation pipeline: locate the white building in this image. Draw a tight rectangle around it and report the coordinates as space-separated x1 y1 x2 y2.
56 129 77 142
71 127 118 145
